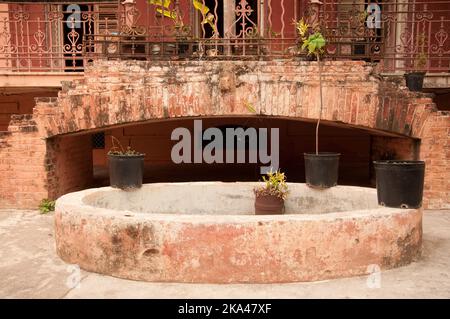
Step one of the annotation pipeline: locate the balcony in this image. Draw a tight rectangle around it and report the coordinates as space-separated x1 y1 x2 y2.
0 0 449 78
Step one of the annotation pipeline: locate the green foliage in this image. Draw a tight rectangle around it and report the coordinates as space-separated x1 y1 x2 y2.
254 170 289 200
294 17 327 154
148 0 177 19
148 0 171 6
293 18 326 58
244 100 257 113
192 0 210 15
108 136 144 156
148 0 216 32
293 18 309 38
39 199 55 214
301 32 326 57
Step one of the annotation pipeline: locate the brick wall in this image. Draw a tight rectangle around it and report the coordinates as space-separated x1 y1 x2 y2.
370 136 419 186
0 60 448 209
371 136 419 161
33 60 383 137
0 90 59 130
0 115 93 208
47 134 93 200
420 111 450 209
0 115 48 208
32 60 438 140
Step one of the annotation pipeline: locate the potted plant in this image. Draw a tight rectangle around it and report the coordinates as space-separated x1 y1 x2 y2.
254 170 289 215
295 18 340 188
373 160 425 208
107 136 145 190
405 33 427 92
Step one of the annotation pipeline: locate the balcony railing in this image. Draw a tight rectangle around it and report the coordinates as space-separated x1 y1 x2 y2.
0 1 449 73
318 0 450 73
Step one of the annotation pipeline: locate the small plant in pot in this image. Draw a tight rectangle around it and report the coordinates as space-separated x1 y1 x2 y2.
295 18 340 188
254 170 289 215
107 136 145 190
373 160 425 209
405 33 427 92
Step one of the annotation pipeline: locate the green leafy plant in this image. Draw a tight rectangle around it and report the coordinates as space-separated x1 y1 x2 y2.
148 0 180 20
148 0 217 34
244 100 257 113
294 18 326 155
39 199 55 214
294 18 309 38
254 170 289 200
107 136 144 156
301 32 326 57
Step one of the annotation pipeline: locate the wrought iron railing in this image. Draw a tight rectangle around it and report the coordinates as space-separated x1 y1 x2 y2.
0 1 449 73
317 0 450 72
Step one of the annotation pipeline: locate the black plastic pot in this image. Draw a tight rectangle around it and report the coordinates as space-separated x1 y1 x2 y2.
108 154 144 190
304 152 340 189
405 72 426 92
373 160 425 209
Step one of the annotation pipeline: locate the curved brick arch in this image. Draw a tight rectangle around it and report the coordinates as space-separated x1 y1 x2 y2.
1 60 448 209
33 60 435 139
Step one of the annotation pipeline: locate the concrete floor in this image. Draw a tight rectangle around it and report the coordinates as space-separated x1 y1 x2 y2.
0 209 449 299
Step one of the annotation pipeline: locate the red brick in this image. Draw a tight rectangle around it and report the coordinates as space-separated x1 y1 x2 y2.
0 60 448 209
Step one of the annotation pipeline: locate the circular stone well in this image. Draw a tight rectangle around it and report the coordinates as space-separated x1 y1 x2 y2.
55 182 422 283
